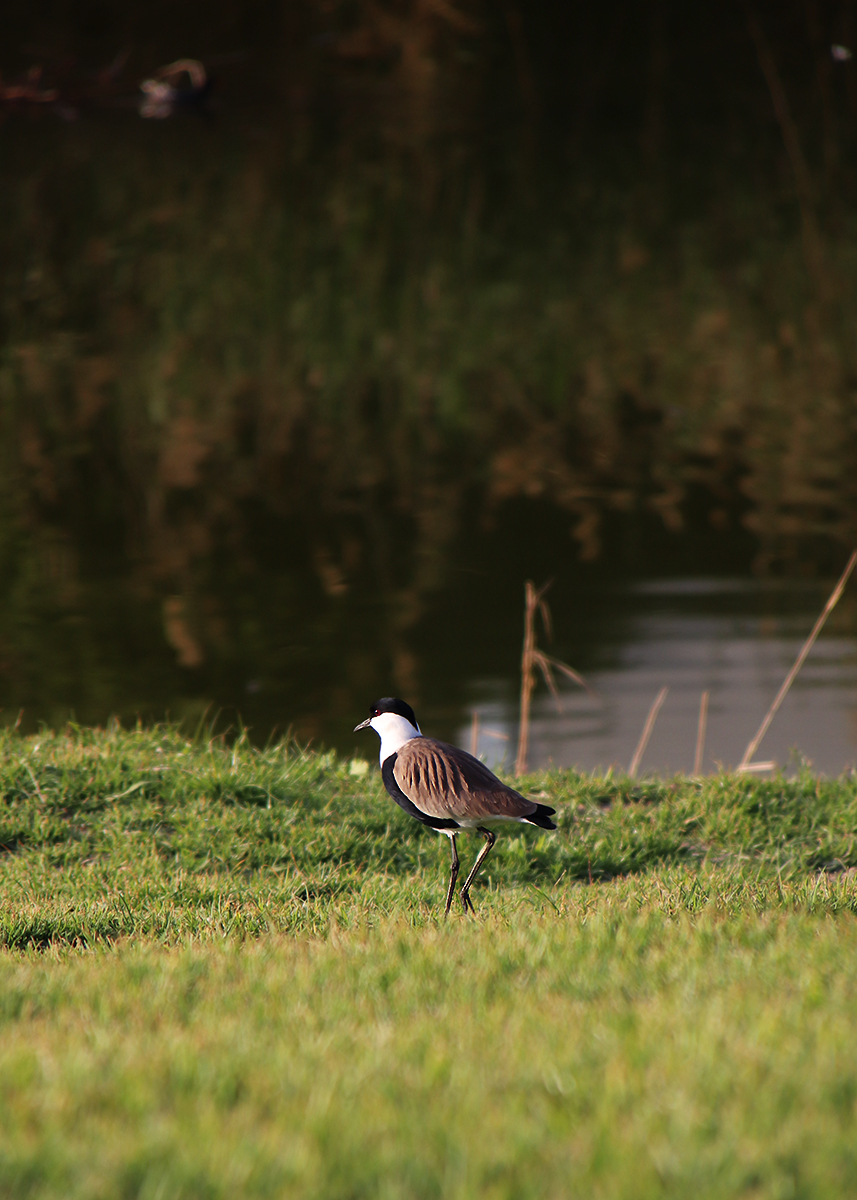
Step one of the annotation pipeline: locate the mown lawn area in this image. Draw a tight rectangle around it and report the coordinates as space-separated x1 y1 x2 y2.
2 725 857 1199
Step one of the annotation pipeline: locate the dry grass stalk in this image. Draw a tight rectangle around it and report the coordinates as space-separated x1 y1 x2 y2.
629 686 668 778
469 710 480 757
694 691 709 776
515 580 590 776
515 581 546 776
739 549 857 769
737 760 776 774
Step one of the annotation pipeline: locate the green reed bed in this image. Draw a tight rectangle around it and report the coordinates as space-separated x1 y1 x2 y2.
2 726 857 1198
4 129 857 582
4 135 857 734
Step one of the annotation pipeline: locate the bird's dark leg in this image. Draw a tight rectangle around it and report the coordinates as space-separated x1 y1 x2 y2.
460 827 496 914
443 833 460 917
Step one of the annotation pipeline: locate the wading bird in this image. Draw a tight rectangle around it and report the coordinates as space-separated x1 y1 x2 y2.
354 698 557 915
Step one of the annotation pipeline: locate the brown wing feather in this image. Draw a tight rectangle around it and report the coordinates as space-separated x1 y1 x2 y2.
392 738 537 821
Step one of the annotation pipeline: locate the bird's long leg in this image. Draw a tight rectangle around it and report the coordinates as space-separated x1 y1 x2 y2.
443 833 460 917
460 827 496 915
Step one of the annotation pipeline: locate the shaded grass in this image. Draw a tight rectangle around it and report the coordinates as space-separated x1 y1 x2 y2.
3 726 857 1197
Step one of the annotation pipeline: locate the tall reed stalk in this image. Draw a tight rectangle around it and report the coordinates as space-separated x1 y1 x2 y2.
694 691 709 776
739 551 857 769
515 581 588 775
629 687 668 779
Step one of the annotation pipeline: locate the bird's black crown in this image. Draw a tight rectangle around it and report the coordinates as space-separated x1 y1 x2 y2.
369 697 418 726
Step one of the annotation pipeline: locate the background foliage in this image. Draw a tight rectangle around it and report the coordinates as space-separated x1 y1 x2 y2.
1 1 857 729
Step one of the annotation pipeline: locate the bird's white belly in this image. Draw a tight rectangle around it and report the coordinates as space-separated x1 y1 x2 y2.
452 814 529 829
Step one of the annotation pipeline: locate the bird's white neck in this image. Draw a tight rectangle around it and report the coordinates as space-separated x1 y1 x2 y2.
370 712 422 764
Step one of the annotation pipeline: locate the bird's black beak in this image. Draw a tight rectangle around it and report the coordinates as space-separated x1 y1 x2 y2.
353 717 372 732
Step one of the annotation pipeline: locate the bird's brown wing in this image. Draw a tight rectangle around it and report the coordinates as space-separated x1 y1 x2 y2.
392 738 537 821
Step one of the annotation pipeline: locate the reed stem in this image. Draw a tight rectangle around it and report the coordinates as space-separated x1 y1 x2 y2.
694 691 709 776
629 686 668 778
515 581 540 776
515 579 592 775
739 550 857 769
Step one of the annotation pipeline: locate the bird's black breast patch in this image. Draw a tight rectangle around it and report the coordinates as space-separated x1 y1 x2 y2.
381 753 460 829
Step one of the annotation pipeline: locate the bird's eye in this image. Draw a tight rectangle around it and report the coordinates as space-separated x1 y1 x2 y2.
372 708 380 716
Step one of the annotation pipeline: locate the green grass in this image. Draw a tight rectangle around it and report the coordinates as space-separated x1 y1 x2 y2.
3 725 857 1198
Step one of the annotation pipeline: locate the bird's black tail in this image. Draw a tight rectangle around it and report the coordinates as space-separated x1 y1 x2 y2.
526 803 557 830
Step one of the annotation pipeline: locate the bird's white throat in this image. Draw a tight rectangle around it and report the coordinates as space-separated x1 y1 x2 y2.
370 712 422 764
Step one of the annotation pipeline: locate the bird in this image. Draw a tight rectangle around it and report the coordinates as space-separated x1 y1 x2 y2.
139 59 211 119
354 697 557 915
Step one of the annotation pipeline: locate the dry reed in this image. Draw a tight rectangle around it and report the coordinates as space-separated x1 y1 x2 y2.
515 580 589 776
469 710 480 757
629 686 668 779
694 691 709 776
739 550 857 770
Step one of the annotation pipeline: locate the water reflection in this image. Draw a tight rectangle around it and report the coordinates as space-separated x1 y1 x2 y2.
457 579 857 777
5 544 857 776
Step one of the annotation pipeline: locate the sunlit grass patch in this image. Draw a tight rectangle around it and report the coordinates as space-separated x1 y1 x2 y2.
2 726 857 1196
2 900 857 1198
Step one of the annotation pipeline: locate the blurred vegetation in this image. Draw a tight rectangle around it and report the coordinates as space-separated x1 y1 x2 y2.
1 1 857 729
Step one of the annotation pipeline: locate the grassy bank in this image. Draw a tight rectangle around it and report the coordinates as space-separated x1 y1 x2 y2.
2 726 857 1197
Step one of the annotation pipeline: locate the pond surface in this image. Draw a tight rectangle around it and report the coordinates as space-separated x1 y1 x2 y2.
8 521 857 777
450 578 857 777
3 27 857 774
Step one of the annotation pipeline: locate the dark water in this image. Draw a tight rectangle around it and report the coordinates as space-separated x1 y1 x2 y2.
3 8 857 771
5 516 857 776
449 578 857 777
